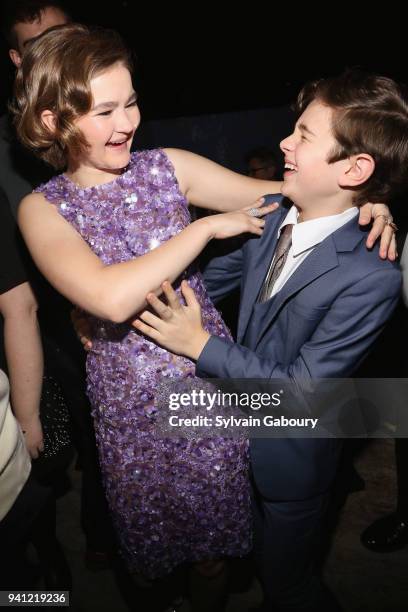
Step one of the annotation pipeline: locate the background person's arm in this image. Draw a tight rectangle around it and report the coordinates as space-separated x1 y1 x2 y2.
0 282 44 459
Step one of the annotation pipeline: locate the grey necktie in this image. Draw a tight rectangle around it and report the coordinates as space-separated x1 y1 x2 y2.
258 224 293 303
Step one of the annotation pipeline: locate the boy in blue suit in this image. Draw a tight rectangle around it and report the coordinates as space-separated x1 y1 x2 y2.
136 71 407 611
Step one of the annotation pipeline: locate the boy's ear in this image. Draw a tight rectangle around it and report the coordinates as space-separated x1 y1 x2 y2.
338 154 375 188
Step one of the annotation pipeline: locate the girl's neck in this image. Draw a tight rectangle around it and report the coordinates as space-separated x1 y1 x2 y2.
65 163 125 189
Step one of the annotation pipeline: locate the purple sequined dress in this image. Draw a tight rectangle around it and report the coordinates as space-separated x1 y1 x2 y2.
35 149 251 578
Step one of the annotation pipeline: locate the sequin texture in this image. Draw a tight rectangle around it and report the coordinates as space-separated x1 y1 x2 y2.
35 149 251 578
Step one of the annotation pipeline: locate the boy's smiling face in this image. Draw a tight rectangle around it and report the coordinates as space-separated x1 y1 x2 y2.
279 100 351 213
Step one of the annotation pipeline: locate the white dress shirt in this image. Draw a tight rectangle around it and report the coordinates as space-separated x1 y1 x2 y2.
268 205 359 298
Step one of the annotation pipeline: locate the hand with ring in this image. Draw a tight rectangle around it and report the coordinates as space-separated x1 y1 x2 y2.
358 202 398 260
203 197 279 240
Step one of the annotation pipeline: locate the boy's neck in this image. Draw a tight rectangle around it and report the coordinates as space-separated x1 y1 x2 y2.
294 194 356 223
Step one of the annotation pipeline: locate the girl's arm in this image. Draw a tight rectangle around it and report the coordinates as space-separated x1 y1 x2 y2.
165 148 282 212
18 192 274 323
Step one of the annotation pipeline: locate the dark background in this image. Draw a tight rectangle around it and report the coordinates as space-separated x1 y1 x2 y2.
0 4 405 120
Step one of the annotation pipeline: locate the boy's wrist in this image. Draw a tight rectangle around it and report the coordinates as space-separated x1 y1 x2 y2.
187 330 211 360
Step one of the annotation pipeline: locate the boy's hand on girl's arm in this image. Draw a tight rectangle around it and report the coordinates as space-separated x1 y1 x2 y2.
132 281 210 360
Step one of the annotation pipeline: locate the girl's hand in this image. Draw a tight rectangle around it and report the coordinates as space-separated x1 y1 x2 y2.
204 198 279 240
359 202 397 260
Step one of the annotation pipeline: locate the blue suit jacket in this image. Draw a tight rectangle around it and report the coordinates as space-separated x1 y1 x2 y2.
198 196 401 501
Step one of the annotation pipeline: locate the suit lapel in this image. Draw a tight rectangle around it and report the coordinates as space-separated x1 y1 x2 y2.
237 205 286 342
251 214 366 347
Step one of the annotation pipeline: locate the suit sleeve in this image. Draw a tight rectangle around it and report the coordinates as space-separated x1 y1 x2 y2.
202 238 246 303
197 268 401 380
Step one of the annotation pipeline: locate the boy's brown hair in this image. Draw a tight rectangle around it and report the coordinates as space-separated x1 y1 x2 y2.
297 70 408 205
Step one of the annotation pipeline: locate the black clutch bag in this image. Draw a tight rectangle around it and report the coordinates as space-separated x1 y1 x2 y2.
40 374 72 458
33 373 74 481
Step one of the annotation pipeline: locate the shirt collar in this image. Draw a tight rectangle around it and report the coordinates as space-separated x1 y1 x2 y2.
279 205 359 257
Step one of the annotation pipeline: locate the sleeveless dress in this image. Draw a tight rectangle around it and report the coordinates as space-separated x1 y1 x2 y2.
35 149 251 578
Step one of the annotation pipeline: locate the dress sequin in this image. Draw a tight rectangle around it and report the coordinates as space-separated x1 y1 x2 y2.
35 149 251 578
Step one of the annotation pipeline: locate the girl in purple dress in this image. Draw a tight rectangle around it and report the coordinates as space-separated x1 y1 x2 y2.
12 22 394 607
